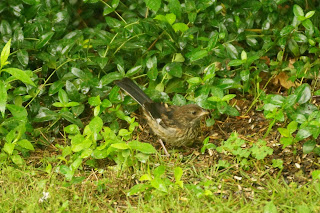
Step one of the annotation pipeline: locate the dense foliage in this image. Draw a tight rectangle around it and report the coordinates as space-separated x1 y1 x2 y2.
0 0 320 211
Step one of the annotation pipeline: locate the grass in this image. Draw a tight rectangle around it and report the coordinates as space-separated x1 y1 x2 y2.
1 153 319 212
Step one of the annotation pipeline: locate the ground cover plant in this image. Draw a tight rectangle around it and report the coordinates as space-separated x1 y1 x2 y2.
0 0 320 212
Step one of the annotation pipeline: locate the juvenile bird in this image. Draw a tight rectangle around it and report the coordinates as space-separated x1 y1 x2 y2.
116 78 208 156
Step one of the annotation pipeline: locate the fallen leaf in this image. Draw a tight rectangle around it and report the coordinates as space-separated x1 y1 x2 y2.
273 72 296 89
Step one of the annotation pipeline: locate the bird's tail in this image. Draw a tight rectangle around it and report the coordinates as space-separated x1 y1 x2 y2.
115 78 152 106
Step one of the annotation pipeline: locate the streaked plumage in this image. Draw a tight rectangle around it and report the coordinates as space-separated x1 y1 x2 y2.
116 78 208 147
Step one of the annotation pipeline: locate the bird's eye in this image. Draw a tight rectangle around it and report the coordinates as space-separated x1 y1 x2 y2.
191 111 197 115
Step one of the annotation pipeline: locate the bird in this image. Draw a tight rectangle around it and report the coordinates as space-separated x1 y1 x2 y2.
115 78 209 156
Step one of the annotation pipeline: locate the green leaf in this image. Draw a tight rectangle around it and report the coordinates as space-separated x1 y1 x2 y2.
52 102 65 107
280 25 294 37
144 0 161 12
172 53 186 62
72 104 85 117
172 23 189 33
225 105 239 116
11 154 24 165
154 15 167 22
217 101 227 114
92 148 108 159
287 121 298 135
100 72 122 86
283 94 297 109
58 89 69 104
65 81 80 101
205 118 215 127
17 139 34 151
21 0 40 5
294 33 307 43
71 158 82 171
147 67 158 80
1 39 11 69
240 70 250 81
288 39 299 56
71 134 92 152
187 77 201 85
103 7 114 16
111 143 130 150
80 148 93 158
0 80 7 117
126 65 142 77
65 102 80 107
45 163 52 174
36 32 54 49
293 4 304 17
60 111 84 128
296 128 312 141
295 84 311 104
303 140 316 154
101 99 112 108
305 11 315 19
128 140 156 154
187 49 208 62
165 13 176 25
311 170 320 180
0 20 11 35
17 49 29 67
151 177 167 193
207 33 219 51
89 116 103 133
135 153 150 163
139 174 152 181
168 0 181 18
302 19 313 33
127 183 150 196
111 0 119 8
118 129 130 137
250 140 273 160
88 96 101 107
2 68 36 87
228 59 244 66
280 136 294 148
154 165 166 177
172 94 186 106
188 12 197 23
7 104 27 119
165 62 182 77
241 50 247 60
207 96 221 102
278 128 290 137
221 94 236 102
224 43 238 59
34 107 58 122
64 124 80 134
146 56 157 69
174 167 183 182
58 165 74 180
117 64 125 76
109 86 122 103
203 64 216 81
49 80 65 95
3 142 15 155
263 201 278 213
246 37 258 47
272 159 283 169
314 90 320 96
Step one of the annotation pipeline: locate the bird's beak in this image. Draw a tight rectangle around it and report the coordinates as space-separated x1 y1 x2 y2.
200 110 209 117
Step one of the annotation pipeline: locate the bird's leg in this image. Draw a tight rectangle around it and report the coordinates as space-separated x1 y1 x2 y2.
159 139 170 157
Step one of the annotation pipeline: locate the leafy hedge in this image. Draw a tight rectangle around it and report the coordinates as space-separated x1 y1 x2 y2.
0 0 319 179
